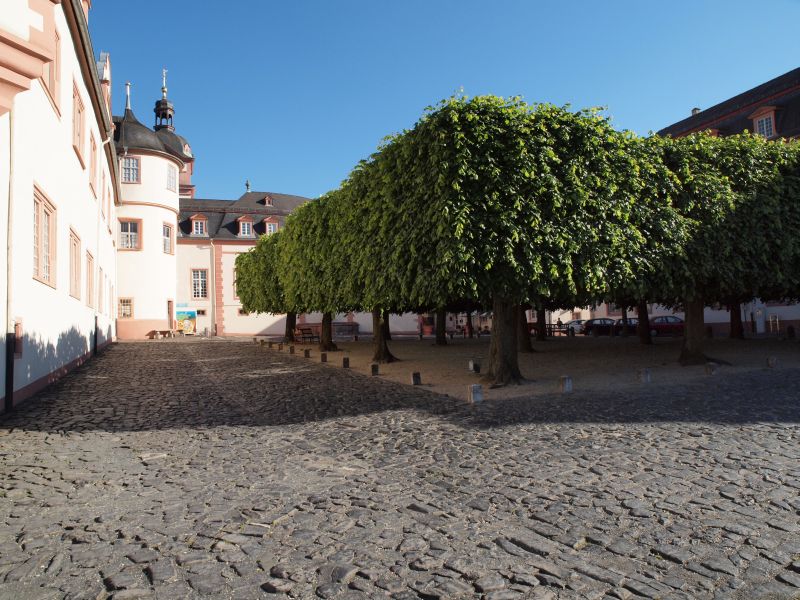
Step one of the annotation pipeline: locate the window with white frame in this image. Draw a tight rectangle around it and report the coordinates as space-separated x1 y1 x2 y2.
266 222 277 235
192 219 207 236
69 230 81 299
33 188 56 286
192 269 208 298
86 252 94 307
122 156 140 183
756 116 774 138
240 220 253 237
162 223 173 253
167 164 177 192
119 220 140 249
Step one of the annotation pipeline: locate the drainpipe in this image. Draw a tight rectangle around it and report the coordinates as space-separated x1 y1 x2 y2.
5 109 15 412
209 239 216 337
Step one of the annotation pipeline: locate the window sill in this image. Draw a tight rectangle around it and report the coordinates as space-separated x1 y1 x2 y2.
32 275 57 289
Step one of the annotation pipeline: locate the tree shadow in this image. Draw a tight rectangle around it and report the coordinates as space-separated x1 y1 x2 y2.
1 340 798 433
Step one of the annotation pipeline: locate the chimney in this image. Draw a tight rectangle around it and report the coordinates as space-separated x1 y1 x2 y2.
691 107 701 116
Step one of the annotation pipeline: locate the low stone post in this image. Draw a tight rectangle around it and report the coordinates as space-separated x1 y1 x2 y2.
253 337 258 344
303 349 311 358
289 345 295 355
638 368 652 384
342 357 350 368
766 356 778 369
320 352 327 363
370 363 379 376
468 360 480 374
277 343 283 351
559 375 573 393
468 384 483 403
705 362 719 375
268 341 274 349
411 372 422 385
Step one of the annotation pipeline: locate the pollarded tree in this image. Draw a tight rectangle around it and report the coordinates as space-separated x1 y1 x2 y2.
278 194 356 352
234 232 297 341
655 132 800 364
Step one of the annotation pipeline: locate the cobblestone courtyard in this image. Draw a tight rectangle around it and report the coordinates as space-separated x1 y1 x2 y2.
1 340 799 600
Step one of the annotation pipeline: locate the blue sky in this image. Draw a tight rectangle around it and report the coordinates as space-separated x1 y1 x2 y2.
89 1 800 200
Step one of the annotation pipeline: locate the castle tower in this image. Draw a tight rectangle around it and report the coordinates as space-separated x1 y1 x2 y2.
113 76 193 338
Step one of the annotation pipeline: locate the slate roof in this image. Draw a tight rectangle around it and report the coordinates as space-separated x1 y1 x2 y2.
178 192 312 240
658 67 800 138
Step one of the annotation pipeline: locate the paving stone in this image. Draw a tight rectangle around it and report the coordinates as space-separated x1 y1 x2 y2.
0 340 799 599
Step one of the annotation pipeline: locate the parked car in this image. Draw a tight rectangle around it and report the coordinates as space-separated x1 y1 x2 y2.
581 318 616 336
564 319 585 336
650 315 685 336
613 317 639 336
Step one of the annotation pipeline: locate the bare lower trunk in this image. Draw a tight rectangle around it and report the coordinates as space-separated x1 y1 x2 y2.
372 308 397 363
729 302 744 339
535 307 547 341
284 312 297 342
435 308 447 346
517 305 534 352
465 310 474 339
382 310 392 341
679 297 706 365
485 296 523 386
637 300 652 345
319 312 338 351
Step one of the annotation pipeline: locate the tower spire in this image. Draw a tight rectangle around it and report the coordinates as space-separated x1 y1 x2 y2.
153 69 174 131
125 81 131 110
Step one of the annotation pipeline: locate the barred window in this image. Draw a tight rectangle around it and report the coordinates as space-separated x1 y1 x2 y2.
192 269 208 299
122 156 140 183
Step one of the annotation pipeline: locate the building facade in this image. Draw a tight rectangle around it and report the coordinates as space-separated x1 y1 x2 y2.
1 0 119 411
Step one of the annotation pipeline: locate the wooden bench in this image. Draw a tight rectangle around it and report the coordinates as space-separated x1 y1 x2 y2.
294 327 320 343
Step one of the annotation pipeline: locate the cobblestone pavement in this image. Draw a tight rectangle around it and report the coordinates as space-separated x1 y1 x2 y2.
1 340 799 600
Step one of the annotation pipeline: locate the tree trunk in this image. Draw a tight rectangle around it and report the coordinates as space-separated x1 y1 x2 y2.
729 302 744 339
517 305 534 352
382 310 392 341
679 297 706 365
435 308 447 346
319 312 338 351
485 296 523 386
535 307 547 341
372 308 397 363
637 300 652 345
284 312 297 342
465 310 474 339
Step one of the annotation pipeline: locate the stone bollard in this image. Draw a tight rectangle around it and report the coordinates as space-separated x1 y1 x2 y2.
469 360 480 374
766 356 778 369
342 357 350 368
638 368 652 384
277 343 283 351
268 341 274 349
411 372 422 385
787 325 796 340
253 337 258 344
705 362 719 375
303 349 311 358
559 375 573 393
259 340 266 348
468 384 483 403
289 345 295 355
320 352 327 363
370 363 379 376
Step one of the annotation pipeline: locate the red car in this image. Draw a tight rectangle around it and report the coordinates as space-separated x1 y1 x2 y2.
650 315 684 336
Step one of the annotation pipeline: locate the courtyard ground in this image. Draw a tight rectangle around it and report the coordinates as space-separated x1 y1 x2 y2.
0 338 798 599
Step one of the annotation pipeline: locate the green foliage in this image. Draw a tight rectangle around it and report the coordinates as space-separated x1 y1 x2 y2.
234 232 288 315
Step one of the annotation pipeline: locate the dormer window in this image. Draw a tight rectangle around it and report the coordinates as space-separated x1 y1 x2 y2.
263 195 273 206
756 115 773 138
266 222 277 235
749 106 778 139
237 216 254 237
190 214 208 236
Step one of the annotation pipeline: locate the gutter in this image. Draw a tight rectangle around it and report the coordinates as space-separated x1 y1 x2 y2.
5 108 15 412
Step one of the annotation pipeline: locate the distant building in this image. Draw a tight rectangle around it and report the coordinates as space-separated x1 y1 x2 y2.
658 67 800 140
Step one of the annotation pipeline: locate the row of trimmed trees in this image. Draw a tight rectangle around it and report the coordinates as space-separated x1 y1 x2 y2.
236 96 800 386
